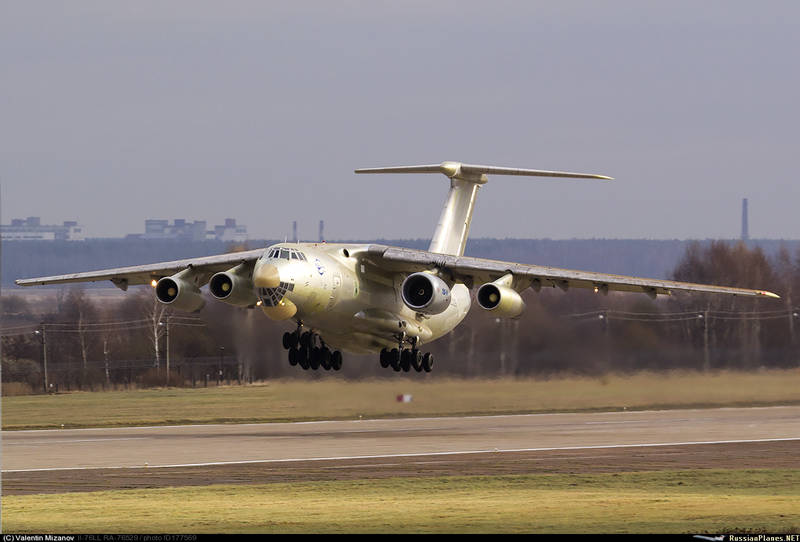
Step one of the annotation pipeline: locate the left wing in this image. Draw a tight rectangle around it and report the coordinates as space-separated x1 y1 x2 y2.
364 245 780 299
14 249 265 290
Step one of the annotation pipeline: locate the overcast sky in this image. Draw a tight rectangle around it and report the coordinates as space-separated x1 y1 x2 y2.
2 1 799 241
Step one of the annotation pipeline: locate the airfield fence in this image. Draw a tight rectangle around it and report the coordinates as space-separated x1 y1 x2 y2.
3 303 800 393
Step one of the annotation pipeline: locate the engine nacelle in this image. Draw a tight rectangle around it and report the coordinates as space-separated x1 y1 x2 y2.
209 269 258 307
155 273 206 312
401 272 452 315
476 283 525 318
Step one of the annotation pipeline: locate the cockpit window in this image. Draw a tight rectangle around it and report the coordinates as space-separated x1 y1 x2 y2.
267 247 307 261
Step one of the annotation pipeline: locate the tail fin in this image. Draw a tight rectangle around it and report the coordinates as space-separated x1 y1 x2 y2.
355 161 612 257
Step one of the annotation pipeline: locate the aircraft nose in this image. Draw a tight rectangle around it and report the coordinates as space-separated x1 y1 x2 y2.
253 262 280 288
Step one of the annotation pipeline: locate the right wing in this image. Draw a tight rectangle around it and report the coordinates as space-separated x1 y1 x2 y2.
364 245 780 299
14 248 266 290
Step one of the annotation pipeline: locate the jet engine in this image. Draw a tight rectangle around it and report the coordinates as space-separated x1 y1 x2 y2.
401 272 452 315
155 271 206 312
476 282 525 318
209 265 258 307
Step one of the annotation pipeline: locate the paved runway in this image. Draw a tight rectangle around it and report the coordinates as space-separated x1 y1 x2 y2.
4 406 800 472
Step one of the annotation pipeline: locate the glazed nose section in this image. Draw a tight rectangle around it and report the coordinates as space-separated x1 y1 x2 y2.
253 262 280 288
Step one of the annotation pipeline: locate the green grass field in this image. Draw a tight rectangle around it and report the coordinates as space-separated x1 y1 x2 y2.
3 469 798 533
3 369 800 430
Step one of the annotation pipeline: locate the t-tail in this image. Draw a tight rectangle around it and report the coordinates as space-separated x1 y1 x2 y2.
355 161 612 256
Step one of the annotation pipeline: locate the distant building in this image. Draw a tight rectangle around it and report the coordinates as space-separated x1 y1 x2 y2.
139 219 208 241
213 218 248 243
127 218 247 242
1 217 85 241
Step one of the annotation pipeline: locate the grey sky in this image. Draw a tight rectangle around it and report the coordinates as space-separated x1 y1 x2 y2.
2 1 798 241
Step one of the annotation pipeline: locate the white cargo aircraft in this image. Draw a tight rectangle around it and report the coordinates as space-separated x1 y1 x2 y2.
17 162 779 373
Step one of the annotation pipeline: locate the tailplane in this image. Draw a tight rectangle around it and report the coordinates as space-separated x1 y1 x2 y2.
355 161 612 257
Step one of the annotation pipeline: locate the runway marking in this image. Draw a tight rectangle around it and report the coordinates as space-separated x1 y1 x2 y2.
4 437 149 446
321 463 404 470
4 436 798 473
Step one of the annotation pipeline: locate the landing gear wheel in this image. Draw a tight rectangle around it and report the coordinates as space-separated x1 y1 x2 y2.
422 352 434 373
400 349 411 372
298 347 309 370
320 348 331 370
411 349 422 372
390 348 401 372
282 331 294 350
331 350 343 371
379 348 390 368
288 348 298 366
310 347 321 370
300 331 313 349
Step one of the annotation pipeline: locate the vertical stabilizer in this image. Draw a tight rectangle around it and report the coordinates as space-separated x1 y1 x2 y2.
428 172 486 256
355 161 612 257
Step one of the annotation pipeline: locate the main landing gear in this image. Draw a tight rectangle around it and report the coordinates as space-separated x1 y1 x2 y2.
379 336 433 373
282 327 342 372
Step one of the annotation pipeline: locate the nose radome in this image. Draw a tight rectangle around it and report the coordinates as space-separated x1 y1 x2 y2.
253 263 280 288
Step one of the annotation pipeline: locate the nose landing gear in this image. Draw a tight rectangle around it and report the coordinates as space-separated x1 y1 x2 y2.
283 326 342 372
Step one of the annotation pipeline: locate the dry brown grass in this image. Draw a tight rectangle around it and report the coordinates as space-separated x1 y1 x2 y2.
3 368 799 430
1 381 35 396
3 469 799 533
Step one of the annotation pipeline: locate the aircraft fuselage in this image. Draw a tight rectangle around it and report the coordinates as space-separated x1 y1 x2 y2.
255 242 471 353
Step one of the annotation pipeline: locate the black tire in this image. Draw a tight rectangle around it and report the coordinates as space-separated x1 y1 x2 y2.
288 348 298 366
379 348 390 368
422 352 433 372
411 349 422 372
310 347 321 370
400 349 411 372
321 348 331 370
282 332 293 350
298 347 309 370
300 331 313 348
390 348 401 371
331 350 343 371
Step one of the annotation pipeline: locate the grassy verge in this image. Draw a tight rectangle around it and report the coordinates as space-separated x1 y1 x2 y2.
2 469 798 533
3 369 800 430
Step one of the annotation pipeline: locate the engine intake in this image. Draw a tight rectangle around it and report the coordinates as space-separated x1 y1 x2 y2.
155 272 205 312
209 266 258 307
401 272 452 315
476 283 525 318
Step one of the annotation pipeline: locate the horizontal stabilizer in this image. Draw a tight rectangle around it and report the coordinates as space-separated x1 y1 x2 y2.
355 161 612 182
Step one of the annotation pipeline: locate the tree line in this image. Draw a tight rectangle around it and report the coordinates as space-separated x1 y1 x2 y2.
2 240 798 393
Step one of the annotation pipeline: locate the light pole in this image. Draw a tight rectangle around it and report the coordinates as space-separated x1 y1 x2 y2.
218 346 225 385
159 316 170 387
34 323 48 393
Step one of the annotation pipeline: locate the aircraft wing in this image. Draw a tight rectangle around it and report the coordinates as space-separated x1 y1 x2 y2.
14 248 265 290
365 245 780 299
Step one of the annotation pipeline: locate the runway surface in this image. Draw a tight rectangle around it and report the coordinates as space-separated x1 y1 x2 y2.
3 406 799 494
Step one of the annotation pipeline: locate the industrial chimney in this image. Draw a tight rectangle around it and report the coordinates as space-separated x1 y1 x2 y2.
741 198 749 241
